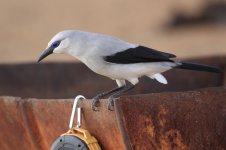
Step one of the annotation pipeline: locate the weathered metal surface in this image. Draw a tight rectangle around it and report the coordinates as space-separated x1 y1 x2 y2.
115 87 226 150
0 87 226 150
0 97 72 150
0 56 225 99
0 97 37 150
78 100 126 150
0 97 125 150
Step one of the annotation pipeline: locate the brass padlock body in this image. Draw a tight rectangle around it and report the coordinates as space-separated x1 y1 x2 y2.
61 127 101 150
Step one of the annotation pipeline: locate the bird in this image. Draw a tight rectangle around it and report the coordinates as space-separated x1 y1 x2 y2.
37 30 222 110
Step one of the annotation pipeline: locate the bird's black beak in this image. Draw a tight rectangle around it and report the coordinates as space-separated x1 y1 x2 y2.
37 47 54 63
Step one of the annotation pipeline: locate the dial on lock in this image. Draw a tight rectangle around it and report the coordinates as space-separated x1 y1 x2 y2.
51 95 101 150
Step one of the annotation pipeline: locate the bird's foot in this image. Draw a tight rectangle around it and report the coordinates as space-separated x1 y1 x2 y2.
91 97 100 111
107 96 115 111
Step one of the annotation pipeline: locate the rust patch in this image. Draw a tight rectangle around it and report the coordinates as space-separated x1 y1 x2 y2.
158 105 169 127
115 87 226 150
160 130 188 150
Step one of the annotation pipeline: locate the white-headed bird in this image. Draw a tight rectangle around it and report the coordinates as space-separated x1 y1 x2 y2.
38 30 222 110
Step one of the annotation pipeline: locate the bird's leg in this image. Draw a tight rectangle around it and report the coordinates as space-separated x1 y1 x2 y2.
107 84 135 111
92 86 125 111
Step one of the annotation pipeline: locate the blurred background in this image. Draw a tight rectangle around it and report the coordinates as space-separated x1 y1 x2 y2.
0 0 225 64
0 1 226 149
0 0 225 99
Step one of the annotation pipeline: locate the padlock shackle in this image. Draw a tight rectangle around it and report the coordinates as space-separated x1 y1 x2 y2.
69 95 85 129
76 107 82 128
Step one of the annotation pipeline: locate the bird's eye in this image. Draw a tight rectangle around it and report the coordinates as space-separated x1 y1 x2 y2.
51 41 61 48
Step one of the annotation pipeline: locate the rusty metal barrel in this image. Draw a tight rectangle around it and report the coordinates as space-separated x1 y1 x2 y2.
0 56 225 150
0 87 226 150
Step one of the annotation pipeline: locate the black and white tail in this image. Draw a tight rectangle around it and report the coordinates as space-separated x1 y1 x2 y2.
176 61 222 73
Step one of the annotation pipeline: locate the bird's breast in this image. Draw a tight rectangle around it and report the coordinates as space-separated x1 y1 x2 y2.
81 56 109 75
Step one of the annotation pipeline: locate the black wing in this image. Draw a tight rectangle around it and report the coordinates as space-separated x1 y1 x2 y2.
104 46 176 64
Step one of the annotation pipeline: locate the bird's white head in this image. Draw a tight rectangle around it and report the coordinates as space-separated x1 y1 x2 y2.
37 30 76 62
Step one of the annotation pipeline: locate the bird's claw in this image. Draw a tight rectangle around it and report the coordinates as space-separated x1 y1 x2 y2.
91 98 100 111
107 97 115 111
92 96 116 111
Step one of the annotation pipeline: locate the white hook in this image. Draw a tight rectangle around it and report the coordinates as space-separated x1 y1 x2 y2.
76 107 82 128
69 95 85 129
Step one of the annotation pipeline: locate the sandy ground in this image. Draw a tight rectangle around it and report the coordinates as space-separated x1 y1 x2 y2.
0 0 225 64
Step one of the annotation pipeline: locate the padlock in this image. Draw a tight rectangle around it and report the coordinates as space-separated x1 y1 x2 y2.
51 95 101 150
